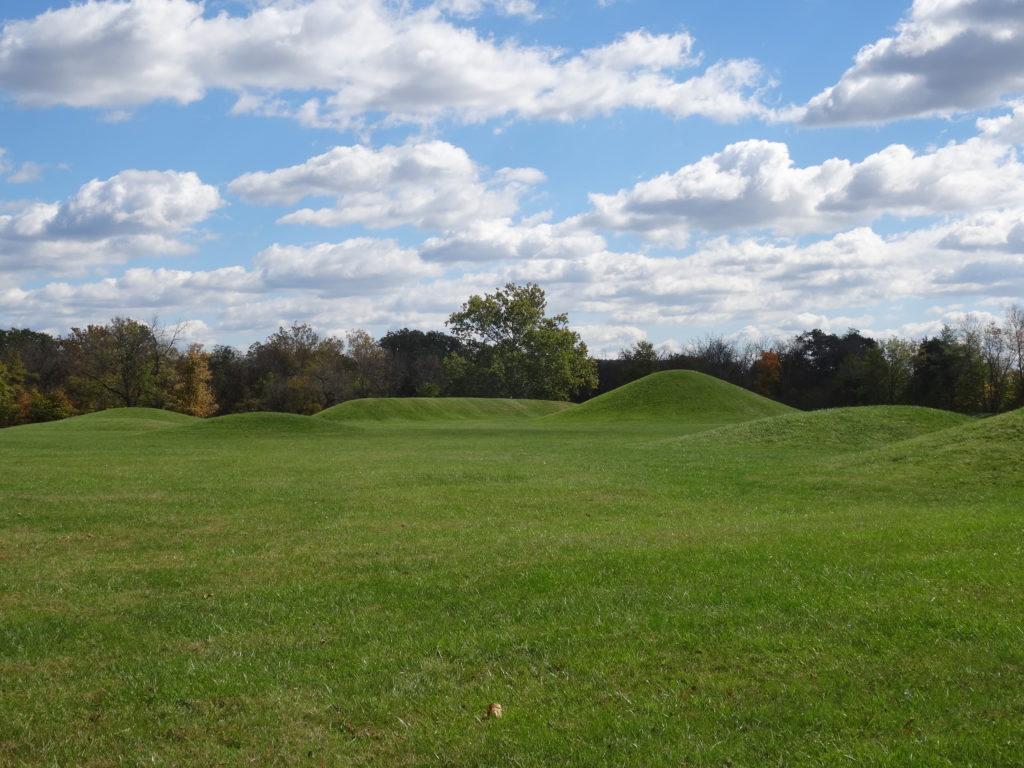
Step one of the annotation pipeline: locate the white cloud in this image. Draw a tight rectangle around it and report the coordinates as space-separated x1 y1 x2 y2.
572 323 648 357
0 169 223 273
0 0 207 109
0 0 775 128
581 129 1024 241
1 234 443 331
7 161 43 184
229 141 544 231
410 208 1024 336
436 0 538 18
802 0 1024 126
420 217 606 262
936 207 1024 251
0 266 260 329
255 239 441 292
6 203 1023 345
977 101 1024 144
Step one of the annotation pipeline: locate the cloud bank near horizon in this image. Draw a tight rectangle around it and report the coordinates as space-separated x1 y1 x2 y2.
1 0 1023 355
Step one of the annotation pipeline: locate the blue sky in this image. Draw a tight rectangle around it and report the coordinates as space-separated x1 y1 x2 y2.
1 0 1022 354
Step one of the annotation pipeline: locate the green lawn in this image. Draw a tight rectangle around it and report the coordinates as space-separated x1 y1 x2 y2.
1 372 1021 766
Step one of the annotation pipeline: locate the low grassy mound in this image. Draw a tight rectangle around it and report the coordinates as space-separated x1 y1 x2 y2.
18 407 198 432
554 370 793 424
183 411 347 435
857 406 1024 481
693 405 970 451
316 396 573 423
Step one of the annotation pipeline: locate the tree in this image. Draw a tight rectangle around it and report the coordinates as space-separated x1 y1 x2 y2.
909 326 985 413
0 359 23 426
380 328 463 397
619 340 661 383
168 344 218 417
688 335 744 384
1004 304 1024 407
777 328 877 409
979 320 1013 412
753 350 782 398
876 337 915 405
445 282 597 400
207 345 254 413
63 317 177 410
0 328 67 393
246 324 352 413
953 316 990 412
346 330 391 398
25 388 75 423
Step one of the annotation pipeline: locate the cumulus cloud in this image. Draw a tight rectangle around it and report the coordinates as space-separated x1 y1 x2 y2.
0 234 440 330
977 101 1024 144
254 239 440 292
570 324 649 358
936 207 1024 251
0 266 260 329
229 141 544 231
0 0 774 127
436 0 538 18
802 0 1024 126
6 203 1023 344
506 214 1024 338
581 131 1024 242
420 217 606 262
0 169 223 273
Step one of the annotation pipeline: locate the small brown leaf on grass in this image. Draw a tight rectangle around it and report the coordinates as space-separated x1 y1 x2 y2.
485 702 503 719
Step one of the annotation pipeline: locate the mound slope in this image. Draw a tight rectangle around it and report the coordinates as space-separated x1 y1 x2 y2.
316 397 573 423
183 411 347 435
692 406 970 451
19 407 199 432
555 370 793 424
855 406 1024 480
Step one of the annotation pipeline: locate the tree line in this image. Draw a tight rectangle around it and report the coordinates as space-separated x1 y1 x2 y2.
0 283 595 426
605 306 1024 414
3 287 1023 428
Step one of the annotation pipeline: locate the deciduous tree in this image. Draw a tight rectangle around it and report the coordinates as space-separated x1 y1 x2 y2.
620 340 661 383
168 344 218 417
63 317 176 409
446 282 596 400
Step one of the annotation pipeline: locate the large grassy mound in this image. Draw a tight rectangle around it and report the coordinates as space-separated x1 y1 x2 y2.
17 406 199 432
554 370 793 424
316 396 573 422
692 405 970 451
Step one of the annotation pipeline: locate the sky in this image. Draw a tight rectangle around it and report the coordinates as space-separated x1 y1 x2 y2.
1 0 1023 355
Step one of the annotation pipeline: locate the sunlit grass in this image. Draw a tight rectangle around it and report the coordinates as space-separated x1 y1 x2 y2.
2 375 1022 766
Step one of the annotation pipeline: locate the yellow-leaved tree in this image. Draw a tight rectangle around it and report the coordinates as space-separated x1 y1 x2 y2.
168 344 218 417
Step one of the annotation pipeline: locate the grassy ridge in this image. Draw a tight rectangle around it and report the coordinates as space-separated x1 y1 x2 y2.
690 405 971 450
317 396 573 422
1 376 1021 766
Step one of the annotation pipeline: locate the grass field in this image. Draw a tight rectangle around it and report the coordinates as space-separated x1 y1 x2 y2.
2 370 1022 766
